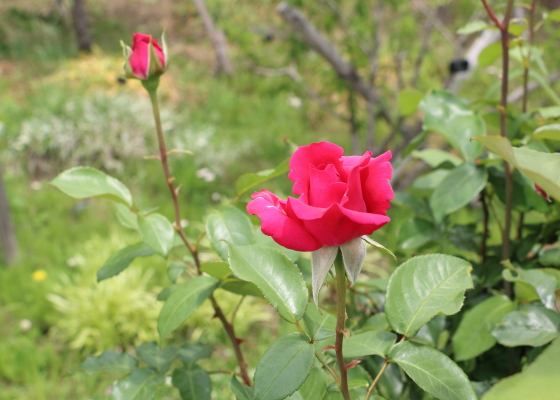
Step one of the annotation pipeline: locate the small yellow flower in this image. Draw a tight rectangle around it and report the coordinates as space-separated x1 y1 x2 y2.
32 270 47 282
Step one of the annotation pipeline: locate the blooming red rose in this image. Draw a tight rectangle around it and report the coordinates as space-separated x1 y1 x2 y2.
122 33 167 80
247 142 393 252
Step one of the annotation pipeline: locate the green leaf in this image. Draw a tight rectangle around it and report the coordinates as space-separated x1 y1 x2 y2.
302 304 336 341
385 254 473 337
135 342 177 374
228 244 308 323
533 123 560 141
539 247 560 267
549 9 560 21
457 20 490 35
413 170 450 190
235 157 290 196
253 333 315 400
430 162 488 222
482 336 560 400
398 219 439 250
109 368 165 400
80 350 137 374
343 331 397 358
51 167 133 206
451 295 515 361
221 279 264 298
397 88 424 116
360 313 390 332
167 262 186 283
200 261 232 279
491 305 560 347
503 269 557 310
172 365 211 400
389 341 477 400
254 229 301 262
97 242 154 282
158 276 218 340
412 149 462 168
177 343 213 365
206 206 255 261
538 106 560 119
479 42 502 67
229 375 254 400
137 213 175 257
115 203 139 230
419 91 484 161
298 367 328 400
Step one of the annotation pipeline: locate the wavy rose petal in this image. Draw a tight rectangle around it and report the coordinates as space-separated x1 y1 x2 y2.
289 142 345 196
288 198 389 246
361 151 394 215
247 191 322 251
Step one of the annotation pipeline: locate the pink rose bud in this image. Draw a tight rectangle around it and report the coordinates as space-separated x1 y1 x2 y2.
247 142 393 251
121 32 168 80
534 184 551 202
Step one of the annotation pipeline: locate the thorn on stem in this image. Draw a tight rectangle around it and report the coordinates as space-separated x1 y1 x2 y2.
345 360 361 370
236 338 245 345
322 345 337 353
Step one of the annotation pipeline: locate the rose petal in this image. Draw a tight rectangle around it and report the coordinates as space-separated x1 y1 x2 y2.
341 152 372 212
289 199 388 246
308 164 346 208
361 151 394 215
289 142 345 196
130 33 165 78
247 191 322 251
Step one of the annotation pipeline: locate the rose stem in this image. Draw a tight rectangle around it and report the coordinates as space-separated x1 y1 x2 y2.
334 254 352 400
145 80 252 386
364 360 388 400
480 0 514 299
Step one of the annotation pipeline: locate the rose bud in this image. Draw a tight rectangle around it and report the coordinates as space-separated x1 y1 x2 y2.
247 142 393 303
121 32 168 80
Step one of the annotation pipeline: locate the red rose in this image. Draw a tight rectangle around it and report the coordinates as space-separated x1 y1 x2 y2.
247 142 393 252
122 33 168 80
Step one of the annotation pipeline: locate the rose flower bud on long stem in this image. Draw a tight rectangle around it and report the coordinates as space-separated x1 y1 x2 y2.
121 32 168 80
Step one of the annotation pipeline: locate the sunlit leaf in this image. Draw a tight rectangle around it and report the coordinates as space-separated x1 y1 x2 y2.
389 341 476 400
51 167 133 206
385 254 473 337
228 244 308 322
474 136 560 202
137 213 175 257
206 206 255 261
420 91 484 161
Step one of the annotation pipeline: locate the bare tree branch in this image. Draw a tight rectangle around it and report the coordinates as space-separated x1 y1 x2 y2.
277 2 392 125
193 0 233 76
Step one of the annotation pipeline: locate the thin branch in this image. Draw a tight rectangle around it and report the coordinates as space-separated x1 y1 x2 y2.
277 2 392 124
230 296 246 325
508 71 560 103
365 360 389 400
412 10 435 87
